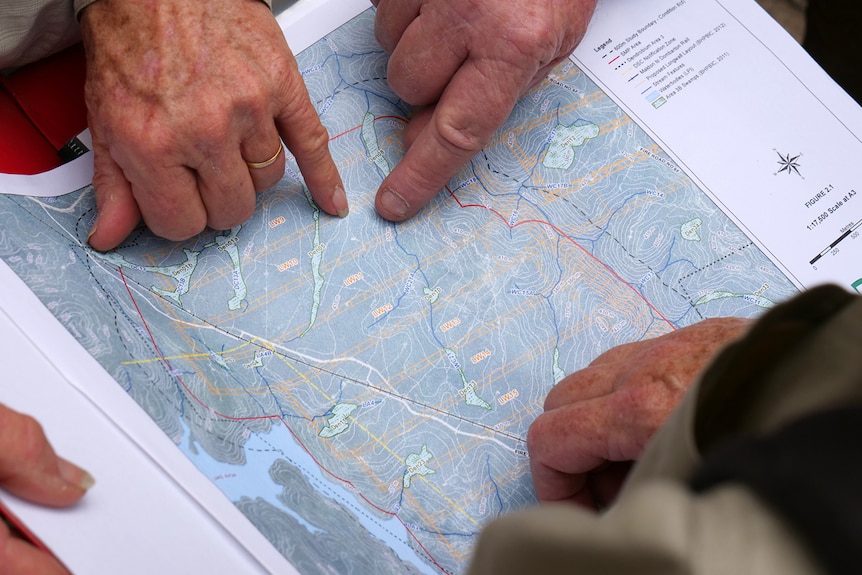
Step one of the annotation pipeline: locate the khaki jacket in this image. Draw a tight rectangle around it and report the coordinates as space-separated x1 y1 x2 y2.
469 285 862 574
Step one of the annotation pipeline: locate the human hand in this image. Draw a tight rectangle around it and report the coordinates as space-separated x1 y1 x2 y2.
527 318 752 508
80 0 347 252
0 403 94 574
371 0 598 221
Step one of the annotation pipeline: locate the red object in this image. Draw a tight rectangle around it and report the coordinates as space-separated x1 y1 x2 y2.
0 41 88 558
0 43 88 175
0 88 59 174
0 499 69 571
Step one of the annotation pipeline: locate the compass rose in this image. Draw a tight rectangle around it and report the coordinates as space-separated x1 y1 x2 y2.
775 150 803 177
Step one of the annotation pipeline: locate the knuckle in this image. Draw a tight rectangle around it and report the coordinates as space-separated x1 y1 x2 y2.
619 380 675 434
145 209 206 242
386 55 437 106
301 124 332 157
208 203 254 231
233 78 273 120
191 112 236 151
506 26 554 61
136 135 173 160
622 380 655 412
434 110 485 155
494 12 579 71
275 69 306 106
12 413 50 468
117 125 181 163
287 132 331 173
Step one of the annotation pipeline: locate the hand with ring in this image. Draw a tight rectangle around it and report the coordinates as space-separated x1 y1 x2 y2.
245 146 284 170
81 0 348 252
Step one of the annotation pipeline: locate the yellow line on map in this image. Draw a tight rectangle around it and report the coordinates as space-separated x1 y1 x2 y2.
273 353 481 527
119 339 258 365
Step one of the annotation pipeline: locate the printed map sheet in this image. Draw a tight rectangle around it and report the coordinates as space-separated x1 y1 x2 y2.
1 0 860 573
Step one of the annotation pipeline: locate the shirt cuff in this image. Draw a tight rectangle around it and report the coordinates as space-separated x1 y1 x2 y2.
73 0 99 19
74 0 273 21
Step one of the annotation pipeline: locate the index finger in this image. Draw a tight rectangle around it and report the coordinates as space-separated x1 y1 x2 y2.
375 56 532 221
529 459 594 507
528 398 612 478
275 56 348 219
528 393 642 503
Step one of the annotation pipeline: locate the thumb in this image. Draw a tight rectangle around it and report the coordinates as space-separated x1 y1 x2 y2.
87 139 142 252
0 404 94 507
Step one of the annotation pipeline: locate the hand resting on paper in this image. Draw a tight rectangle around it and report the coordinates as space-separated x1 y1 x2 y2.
0 403 94 575
527 317 752 508
80 0 347 252
370 0 598 221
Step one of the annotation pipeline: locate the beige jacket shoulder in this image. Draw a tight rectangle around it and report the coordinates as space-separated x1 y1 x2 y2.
468 286 862 575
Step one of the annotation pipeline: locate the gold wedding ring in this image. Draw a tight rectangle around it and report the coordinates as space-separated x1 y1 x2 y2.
246 144 283 169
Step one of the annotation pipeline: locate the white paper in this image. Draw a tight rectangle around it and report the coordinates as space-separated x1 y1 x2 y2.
572 0 862 290
0 261 274 574
2 0 861 573
0 145 93 197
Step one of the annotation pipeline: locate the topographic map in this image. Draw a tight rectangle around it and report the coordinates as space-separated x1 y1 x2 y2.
0 9 798 575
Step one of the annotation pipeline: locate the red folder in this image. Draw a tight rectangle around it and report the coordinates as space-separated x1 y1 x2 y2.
0 43 88 175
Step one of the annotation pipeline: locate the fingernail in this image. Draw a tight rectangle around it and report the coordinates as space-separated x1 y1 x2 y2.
58 457 96 492
379 187 409 219
332 185 349 218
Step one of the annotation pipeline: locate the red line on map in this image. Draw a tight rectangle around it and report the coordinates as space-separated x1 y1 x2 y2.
329 115 407 142
329 124 361 141
116 107 669 569
325 111 674 330
118 266 280 422
116 266 449 574
445 188 675 328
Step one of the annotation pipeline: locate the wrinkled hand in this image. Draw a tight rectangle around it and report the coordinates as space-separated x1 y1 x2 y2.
0 403 94 575
527 317 752 508
81 0 347 251
371 0 598 221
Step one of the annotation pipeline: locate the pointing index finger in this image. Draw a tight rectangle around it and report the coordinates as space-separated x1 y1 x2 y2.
275 54 348 218
375 56 531 221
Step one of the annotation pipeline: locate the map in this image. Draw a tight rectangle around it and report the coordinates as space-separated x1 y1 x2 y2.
0 9 799 575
